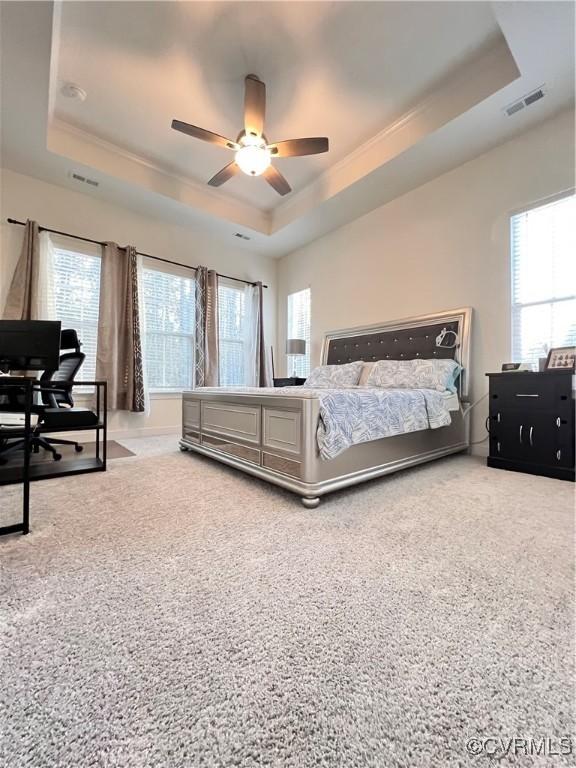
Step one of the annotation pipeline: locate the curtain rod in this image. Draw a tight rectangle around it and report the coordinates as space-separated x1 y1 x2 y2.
6 218 268 289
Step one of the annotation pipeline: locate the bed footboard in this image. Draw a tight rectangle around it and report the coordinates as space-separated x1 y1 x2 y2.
180 390 469 507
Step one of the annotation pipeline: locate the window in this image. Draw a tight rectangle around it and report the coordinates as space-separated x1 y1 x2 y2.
49 240 250 391
52 240 101 383
511 194 576 369
141 264 195 391
218 281 246 386
287 288 311 377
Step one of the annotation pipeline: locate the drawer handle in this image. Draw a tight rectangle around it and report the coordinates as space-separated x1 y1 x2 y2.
529 426 534 447
516 393 539 398
556 417 561 428
557 449 562 461
519 425 523 444
497 441 501 454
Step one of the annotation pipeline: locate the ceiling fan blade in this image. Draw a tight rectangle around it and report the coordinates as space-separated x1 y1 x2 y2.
171 120 237 150
244 75 266 138
207 162 239 187
263 165 291 196
269 137 329 157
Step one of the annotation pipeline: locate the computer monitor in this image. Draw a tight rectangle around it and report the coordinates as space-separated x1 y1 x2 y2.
0 320 62 374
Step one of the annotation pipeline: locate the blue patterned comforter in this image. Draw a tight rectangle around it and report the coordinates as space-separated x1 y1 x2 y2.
313 387 451 460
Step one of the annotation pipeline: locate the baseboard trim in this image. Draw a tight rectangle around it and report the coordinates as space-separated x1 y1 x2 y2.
47 426 181 442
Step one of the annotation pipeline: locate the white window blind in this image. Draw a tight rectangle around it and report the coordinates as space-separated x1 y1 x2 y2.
52 244 101 383
141 264 195 391
287 288 311 377
218 282 245 386
511 194 576 369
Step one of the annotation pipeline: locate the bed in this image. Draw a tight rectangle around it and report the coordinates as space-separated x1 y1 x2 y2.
179 308 472 507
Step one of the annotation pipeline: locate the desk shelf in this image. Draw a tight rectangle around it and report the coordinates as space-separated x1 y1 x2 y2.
0 456 105 485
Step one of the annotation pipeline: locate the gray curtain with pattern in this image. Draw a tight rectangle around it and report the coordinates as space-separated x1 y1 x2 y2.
255 282 269 387
96 243 145 412
194 266 219 387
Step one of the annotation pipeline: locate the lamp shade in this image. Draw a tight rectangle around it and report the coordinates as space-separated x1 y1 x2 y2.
286 338 306 356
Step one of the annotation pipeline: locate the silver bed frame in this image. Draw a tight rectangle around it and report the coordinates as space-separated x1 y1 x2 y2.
179 308 472 507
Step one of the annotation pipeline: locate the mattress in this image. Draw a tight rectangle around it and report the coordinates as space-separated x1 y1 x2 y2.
200 386 460 405
197 386 454 460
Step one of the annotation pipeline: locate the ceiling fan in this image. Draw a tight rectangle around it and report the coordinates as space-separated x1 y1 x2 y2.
171 75 329 196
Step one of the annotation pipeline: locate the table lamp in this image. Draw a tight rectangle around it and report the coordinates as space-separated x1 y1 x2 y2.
286 338 306 377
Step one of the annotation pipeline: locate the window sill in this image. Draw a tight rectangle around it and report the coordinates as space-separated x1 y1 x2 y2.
73 390 185 403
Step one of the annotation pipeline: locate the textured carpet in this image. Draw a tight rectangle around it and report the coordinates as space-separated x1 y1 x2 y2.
0 450 573 768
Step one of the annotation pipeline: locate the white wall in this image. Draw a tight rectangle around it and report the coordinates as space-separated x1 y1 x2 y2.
0 168 277 438
276 109 575 451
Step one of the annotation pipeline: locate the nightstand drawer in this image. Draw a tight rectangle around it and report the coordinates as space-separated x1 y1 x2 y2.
489 375 571 413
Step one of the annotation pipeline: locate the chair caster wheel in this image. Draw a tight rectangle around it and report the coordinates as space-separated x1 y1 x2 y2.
75 445 84 453
53 453 62 461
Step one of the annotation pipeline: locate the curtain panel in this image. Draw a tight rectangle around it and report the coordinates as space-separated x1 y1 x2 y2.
244 282 270 387
2 220 55 321
3 219 39 320
194 266 219 387
96 243 145 412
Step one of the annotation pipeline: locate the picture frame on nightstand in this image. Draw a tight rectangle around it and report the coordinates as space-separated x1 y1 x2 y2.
545 346 575 372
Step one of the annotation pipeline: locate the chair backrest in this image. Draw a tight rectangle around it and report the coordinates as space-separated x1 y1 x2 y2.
60 329 81 352
0 329 85 410
40 329 85 407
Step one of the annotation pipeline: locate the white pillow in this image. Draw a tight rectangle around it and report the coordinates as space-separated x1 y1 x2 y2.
366 358 462 393
358 361 376 386
304 361 364 389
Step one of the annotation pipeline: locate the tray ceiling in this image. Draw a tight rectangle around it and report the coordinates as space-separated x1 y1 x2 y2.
54 1 502 209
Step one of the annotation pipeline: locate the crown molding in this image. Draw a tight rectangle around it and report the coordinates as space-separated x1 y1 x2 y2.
271 34 520 233
47 118 272 235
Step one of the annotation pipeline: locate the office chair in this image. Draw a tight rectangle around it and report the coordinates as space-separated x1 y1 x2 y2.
36 329 87 458
0 329 86 462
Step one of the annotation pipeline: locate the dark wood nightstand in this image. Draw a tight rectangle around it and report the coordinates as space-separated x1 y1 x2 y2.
273 377 306 387
486 370 574 481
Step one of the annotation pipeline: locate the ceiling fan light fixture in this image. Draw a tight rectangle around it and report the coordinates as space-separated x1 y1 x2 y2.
235 143 271 177
172 74 327 195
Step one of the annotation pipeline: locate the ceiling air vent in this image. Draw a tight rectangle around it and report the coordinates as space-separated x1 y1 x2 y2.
524 88 544 106
505 101 525 117
69 171 100 188
234 232 250 241
505 86 546 117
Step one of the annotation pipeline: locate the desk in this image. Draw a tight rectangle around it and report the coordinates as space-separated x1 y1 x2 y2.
0 380 107 486
0 378 33 535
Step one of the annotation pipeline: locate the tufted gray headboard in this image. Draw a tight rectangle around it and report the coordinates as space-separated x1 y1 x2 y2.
320 308 472 398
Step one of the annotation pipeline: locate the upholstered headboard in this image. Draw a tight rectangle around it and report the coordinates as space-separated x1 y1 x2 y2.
320 308 472 398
